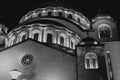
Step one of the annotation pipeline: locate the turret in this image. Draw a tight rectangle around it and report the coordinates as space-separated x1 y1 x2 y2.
90 14 119 42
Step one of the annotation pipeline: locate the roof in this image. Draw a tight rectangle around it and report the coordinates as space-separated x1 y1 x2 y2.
79 37 100 46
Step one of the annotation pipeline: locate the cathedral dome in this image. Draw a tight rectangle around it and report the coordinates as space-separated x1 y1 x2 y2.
18 1 90 32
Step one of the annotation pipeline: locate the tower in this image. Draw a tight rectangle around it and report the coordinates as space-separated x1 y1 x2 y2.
90 15 119 42
77 37 108 80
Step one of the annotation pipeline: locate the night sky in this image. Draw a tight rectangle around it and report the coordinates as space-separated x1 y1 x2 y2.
0 0 119 34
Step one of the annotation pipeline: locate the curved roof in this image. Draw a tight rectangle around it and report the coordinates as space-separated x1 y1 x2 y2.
79 37 100 46
92 14 114 23
19 6 90 30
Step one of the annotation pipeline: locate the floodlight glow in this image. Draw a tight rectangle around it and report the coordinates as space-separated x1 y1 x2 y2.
9 69 22 79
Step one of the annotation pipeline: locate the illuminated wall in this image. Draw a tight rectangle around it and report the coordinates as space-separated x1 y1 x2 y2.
0 39 76 80
77 45 108 80
104 42 120 80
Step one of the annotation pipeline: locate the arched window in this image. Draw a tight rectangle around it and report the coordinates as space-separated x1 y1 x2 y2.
60 36 64 46
22 35 26 41
19 31 27 42
34 33 39 40
71 41 74 49
68 14 73 19
10 35 16 46
38 13 41 16
98 24 112 39
85 52 98 69
106 51 113 80
78 18 80 23
13 38 16 44
47 33 53 43
59 33 68 47
58 12 63 17
86 58 90 68
71 38 76 49
48 11 52 16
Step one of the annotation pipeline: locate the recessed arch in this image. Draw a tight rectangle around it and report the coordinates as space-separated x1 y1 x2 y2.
8 35 16 46
58 32 68 47
85 52 98 69
19 31 27 42
30 29 42 42
58 11 64 17
68 14 73 19
98 24 112 39
47 11 52 16
70 38 76 49
44 28 56 43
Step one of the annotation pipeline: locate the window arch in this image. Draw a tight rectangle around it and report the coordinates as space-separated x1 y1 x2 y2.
44 29 56 43
19 31 27 42
9 35 16 46
78 18 80 23
60 36 64 46
47 33 53 43
12 35 17 44
48 11 52 16
70 38 76 49
59 33 68 47
34 33 39 40
22 35 26 41
106 51 113 80
38 13 41 16
31 29 41 41
98 24 112 39
85 52 98 69
58 12 63 17
71 41 74 49
68 14 73 19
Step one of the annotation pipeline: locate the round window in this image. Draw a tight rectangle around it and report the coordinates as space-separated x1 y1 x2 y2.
21 54 34 66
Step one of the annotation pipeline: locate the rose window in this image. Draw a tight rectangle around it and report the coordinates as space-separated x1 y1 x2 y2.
21 54 34 66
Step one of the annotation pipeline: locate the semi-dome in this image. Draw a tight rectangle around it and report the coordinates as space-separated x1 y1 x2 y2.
79 37 100 46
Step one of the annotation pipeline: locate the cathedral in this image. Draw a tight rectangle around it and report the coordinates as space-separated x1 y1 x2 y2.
0 1 120 80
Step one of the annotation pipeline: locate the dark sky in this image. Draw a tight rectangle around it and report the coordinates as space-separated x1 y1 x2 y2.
0 0 119 32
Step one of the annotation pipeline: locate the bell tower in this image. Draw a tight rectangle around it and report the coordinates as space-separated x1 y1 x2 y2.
90 15 119 42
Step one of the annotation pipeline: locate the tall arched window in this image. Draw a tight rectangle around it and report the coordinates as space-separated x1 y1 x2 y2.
85 52 98 69
98 24 112 39
60 36 64 46
59 33 68 47
68 14 73 19
48 11 52 16
71 41 74 49
106 51 113 80
47 33 53 43
22 35 26 41
9 35 16 46
71 38 76 49
38 13 41 16
13 36 16 44
78 18 80 23
34 33 39 40
58 12 63 17
19 31 27 42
